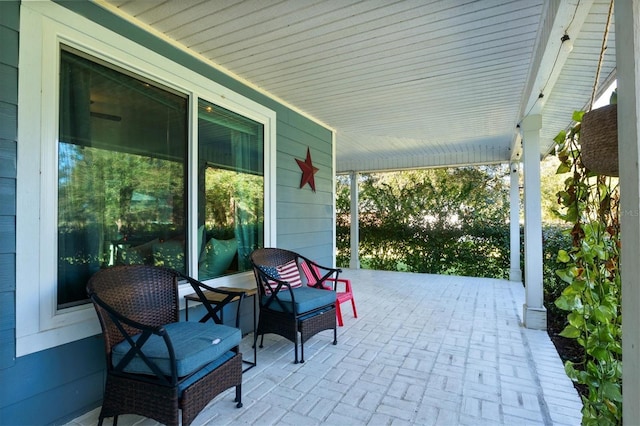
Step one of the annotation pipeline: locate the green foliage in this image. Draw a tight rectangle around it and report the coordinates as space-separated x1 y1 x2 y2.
58 143 185 234
336 166 511 278
542 225 574 322
553 112 622 425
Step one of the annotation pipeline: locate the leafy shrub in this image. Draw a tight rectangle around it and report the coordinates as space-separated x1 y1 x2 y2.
553 111 622 425
542 225 573 321
337 221 510 279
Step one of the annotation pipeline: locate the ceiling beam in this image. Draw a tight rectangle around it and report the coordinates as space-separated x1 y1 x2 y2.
511 0 595 160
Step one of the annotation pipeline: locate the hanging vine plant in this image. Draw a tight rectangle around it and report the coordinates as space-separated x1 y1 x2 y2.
553 108 622 425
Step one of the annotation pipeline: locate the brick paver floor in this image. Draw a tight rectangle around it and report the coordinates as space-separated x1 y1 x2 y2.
67 269 582 426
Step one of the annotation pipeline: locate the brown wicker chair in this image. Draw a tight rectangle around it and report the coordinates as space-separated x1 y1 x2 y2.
250 248 337 363
87 265 244 426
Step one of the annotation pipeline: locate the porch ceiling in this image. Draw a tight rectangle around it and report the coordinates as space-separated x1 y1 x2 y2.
100 0 617 173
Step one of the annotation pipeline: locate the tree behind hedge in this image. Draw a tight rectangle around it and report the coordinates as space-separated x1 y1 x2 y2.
336 166 512 278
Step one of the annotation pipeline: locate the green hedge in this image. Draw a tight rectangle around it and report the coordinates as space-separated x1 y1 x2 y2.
338 223 571 290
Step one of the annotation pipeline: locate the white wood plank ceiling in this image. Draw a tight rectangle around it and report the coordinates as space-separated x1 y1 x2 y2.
100 0 616 173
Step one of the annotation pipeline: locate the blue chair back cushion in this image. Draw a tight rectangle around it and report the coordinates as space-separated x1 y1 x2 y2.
112 322 241 378
262 286 335 314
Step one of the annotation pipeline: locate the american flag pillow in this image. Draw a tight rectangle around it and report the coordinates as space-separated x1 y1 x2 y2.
277 260 303 288
259 260 302 294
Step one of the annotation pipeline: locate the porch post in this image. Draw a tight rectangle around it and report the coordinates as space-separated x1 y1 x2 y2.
520 114 546 330
509 162 522 282
349 171 360 269
615 1 640 421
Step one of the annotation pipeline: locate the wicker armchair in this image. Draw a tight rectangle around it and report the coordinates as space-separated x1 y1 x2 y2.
87 265 244 426
250 248 337 363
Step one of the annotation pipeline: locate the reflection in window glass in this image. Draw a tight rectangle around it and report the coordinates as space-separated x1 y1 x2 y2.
58 49 187 308
198 100 264 280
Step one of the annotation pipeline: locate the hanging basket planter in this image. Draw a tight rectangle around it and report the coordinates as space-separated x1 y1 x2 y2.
580 103 618 177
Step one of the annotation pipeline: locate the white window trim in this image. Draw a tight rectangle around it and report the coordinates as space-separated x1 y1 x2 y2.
16 1 276 357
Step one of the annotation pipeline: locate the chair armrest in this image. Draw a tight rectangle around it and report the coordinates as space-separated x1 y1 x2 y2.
317 276 351 292
306 258 342 276
179 273 246 328
300 257 342 289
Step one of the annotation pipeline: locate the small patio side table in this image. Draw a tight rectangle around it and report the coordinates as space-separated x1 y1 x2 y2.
184 286 257 372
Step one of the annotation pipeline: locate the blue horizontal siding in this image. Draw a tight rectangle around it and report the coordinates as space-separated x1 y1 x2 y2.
1 370 104 425
0 292 14 333
0 0 18 405
0 216 15 254
0 337 105 425
277 202 333 219
0 64 17 105
0 103 17 142
0 2 19 31
0 27 19 67
0 254 14 292
0 140 16 179
0 253 14 371
0 178 15 215
0 328 14 370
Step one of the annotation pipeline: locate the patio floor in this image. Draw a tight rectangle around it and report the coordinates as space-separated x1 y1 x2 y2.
67 269 582 426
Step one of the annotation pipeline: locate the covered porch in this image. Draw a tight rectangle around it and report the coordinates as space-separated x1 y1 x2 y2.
68 269 581 426
3 1 637 424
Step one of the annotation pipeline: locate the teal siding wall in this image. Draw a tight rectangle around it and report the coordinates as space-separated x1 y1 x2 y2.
0 3 107 425
0 0 19 382
0 1 334 424
0 338 106 425
276 117 334 265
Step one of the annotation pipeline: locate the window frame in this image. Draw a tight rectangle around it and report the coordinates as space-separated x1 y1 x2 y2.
16 2 276 356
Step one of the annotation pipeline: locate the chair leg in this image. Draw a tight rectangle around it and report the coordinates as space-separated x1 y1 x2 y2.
336 302 344 327
294 333 301 364
258 333 264 348
351 298 358 318
235 384 243 408
109 415 117 426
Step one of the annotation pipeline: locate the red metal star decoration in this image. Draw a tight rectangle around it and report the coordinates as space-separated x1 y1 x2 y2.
296 147 319 192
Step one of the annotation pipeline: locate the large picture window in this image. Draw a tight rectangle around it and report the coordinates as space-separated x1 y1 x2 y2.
56 50 271 307
58 49 187 308
17 2 275 355
197 100 264 281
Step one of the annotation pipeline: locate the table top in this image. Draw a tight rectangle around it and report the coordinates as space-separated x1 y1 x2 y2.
184 286 257 303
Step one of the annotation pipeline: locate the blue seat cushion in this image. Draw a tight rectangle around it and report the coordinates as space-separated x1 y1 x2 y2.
177 350 236 396
112 322 241 378
262 286 335 314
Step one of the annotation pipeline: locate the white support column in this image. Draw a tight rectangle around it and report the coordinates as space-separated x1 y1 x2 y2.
349 171 360 269
615 1 640 422
509 162 522 282
521 115 546 330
